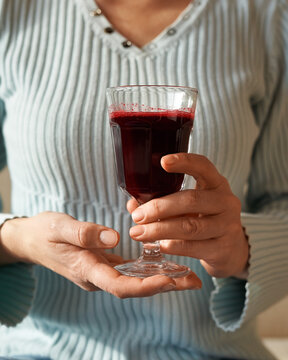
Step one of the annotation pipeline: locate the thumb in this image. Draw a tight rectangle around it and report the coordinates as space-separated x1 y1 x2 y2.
52 216 120 249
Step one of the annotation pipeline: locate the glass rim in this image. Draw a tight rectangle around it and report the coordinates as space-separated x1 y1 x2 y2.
106 85 198 94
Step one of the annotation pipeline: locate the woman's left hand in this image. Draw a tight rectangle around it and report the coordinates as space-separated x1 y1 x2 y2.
127 153 250 279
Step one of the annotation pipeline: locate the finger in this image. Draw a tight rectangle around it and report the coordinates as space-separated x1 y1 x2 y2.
127 198 140 214
130 214 226 242
100 253 202 290
161 153 230 190
172 271 202 290
160 237 239 279
53 217 120 249
62 248 202 295
88 264 178 298
131 189 228 224
89 262 202 297
160 238 223 261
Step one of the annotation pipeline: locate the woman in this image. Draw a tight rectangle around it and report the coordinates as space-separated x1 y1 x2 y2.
0 0 287 359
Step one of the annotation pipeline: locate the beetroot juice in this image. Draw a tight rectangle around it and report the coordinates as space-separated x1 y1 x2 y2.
110 110 194 204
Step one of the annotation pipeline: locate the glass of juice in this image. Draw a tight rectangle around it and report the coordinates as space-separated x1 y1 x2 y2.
106 85 198 278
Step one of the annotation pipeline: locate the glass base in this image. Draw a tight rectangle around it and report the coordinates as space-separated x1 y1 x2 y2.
114 258 190 278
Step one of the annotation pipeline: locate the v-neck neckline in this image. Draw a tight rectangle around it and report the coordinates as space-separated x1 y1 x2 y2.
77 0 209 56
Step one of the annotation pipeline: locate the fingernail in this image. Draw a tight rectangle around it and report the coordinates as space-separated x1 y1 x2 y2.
132 208 144 223
160 283 176 292
129 226 145 238
163 154 178 165
100 231 118 246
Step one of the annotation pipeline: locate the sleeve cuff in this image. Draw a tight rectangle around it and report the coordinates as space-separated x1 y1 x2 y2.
0 215 36 326
210 212 288 332
0 262 36 326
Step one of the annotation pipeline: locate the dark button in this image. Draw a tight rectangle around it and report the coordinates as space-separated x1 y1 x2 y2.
167 28 177 36
122 40 132 48
89 8 102 17
104 27 114 34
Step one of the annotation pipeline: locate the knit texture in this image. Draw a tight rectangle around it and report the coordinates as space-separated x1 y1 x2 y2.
0 0 287 359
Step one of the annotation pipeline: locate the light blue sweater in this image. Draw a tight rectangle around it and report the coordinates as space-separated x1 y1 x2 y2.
0 0 288 359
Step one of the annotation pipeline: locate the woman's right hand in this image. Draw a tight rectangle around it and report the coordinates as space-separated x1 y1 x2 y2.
0 212 201 298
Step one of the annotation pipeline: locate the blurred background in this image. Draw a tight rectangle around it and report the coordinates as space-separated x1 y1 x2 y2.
0 166 287 359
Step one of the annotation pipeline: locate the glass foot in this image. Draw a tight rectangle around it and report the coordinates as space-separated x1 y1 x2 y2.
114 258 190 278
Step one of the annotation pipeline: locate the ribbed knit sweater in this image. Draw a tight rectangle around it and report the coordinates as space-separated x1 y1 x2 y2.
0 0 288 359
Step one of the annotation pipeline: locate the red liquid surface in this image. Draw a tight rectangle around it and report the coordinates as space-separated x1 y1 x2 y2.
110 111 194 203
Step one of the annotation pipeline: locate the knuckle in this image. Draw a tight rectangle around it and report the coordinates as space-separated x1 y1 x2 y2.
197 154 214 170
233 196 242 212
223 194 241 216
151 198 162 217
185 189 200 207
216 175 229 190
219 174 228 185
181 152 191 163
149 220 162 236
181 217 198 235
77 224 91 248
227 193 241 208
196 154 208 163
227 222 242 237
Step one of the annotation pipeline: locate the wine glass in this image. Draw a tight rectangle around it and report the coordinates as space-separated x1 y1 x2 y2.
106 85 198 278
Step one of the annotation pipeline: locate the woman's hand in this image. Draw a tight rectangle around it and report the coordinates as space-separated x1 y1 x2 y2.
128 154 250 279
0 211 201 298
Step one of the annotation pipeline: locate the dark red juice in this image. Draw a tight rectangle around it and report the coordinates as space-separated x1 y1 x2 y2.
110 111 194 204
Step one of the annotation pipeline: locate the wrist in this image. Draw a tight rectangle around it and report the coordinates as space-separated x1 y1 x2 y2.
233 227 250 280
0 216 30 265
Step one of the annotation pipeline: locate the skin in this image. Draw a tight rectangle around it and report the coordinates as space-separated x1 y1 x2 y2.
0 212 202 298
93 0 249 280
95 0 192 47
128 154 250 280
0 1 249 297
0 153 248 300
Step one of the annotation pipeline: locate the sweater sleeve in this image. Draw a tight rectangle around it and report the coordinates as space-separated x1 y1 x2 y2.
0 98 36 327
210 0 288 331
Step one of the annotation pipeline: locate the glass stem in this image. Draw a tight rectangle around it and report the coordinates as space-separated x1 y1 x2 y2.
141 241 163 262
